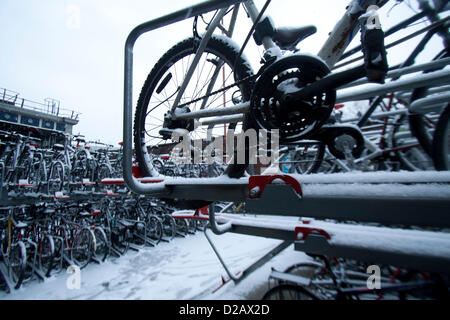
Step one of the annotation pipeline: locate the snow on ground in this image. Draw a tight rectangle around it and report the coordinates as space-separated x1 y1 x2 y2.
0 231 309 300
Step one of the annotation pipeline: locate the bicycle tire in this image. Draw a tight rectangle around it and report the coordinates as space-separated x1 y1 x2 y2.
50 228 66 275
112 226 130 256
175 218 189 237
433 102 450 170
9 240 27 290
161 215 176 240
71 228 95 269
39 234 55 277
93 226 109 262
392 114 434 171
134 34 254 179
146 216 163 244
262 284 319 300
408 49 449 156
283 262 338 300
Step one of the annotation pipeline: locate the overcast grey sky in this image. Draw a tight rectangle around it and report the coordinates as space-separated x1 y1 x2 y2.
0 0 444 145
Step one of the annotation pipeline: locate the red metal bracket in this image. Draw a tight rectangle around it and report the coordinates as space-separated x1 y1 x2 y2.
294 226 331 241
248 175 302 199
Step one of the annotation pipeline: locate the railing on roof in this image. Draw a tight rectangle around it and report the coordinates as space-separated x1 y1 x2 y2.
0 87 81 121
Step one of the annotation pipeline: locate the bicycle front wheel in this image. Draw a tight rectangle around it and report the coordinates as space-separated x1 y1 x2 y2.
134 34 254 178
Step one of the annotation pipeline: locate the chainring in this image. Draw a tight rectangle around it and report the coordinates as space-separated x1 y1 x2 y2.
249 54 336 142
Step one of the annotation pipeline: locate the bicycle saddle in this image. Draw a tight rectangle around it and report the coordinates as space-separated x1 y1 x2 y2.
273 25 317 50
53 143 65 150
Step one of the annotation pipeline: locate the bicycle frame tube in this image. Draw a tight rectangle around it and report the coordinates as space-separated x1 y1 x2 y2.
318 0 389 68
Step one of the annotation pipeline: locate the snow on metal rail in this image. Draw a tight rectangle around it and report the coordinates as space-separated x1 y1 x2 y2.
103 171 450 228
175 206 450 277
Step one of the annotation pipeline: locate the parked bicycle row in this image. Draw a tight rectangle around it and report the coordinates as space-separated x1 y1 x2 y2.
264 254 449 300
0 129 234 198
0 194 205 292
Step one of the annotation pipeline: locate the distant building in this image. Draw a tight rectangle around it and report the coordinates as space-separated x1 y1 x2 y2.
0 87 80 144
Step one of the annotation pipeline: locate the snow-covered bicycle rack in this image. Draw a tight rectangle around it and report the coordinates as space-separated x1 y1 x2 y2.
160 171 450 284
120 0 450 288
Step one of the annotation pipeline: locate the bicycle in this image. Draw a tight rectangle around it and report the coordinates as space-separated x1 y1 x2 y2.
50 203 96 270
0 207 27 290
277 0 450 173
263 255 449 300
131 0 399 184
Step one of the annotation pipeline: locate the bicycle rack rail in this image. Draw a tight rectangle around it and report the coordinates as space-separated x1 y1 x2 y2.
160 171 450 285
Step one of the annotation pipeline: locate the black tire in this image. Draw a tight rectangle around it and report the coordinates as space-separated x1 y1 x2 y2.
133 35 254 179
39 234 55 277
93 227 109 262
175 218 189 237
112 226 130 256
408 49 449 156
433 103 450 170
71 228 94 269
161 215 176 240
392 114 434 171
262 284 319 300
9 241 26 290
284 262 338 300
146 216 163 244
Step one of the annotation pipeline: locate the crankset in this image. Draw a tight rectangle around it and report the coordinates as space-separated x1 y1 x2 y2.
249 54 336 142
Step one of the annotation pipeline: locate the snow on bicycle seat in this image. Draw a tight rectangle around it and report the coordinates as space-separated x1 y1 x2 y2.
272 25 317 50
